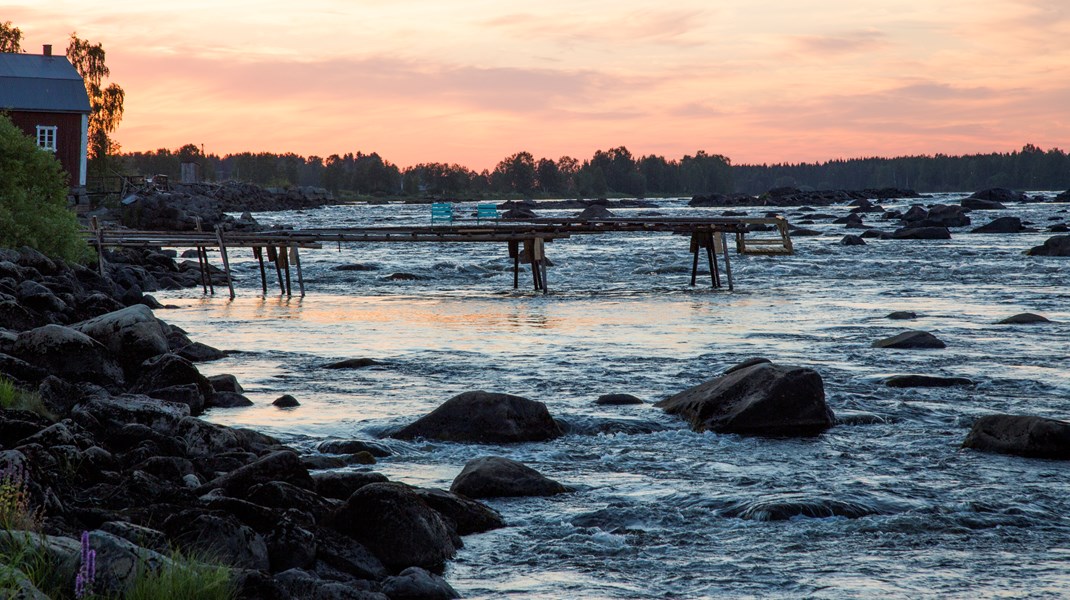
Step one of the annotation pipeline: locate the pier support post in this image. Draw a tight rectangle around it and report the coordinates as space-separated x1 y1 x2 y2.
689 232 700 286
705 231 719 288
279 245 293 296
509 240 520 289
721 231 734 291
253 247 268 295
214 226 235 300
291 245 305 297
266 246 285 294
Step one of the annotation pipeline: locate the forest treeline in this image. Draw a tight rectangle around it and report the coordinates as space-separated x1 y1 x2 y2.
121 143 1070 198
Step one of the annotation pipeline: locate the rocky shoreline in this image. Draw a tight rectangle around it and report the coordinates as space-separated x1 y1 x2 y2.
0 246 502 599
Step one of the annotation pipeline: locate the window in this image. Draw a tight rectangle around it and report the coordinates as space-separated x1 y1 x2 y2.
36 125 57 152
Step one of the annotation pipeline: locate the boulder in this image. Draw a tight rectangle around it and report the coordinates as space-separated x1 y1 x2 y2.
997 313 1051 324
391 390 563 443
144 383 205 416
325 358 384 369
381 567 460 600
840 234 866 246
961 197 1006 210
273 394 300 408
73 394 190 435
886 311 917 320
87 530 174 596
72 305 170 374
1025 235 1070 256
890 226 951 240
921 204 970 227
963 414 1070 459
971 217 1026 233
576 205 614 220
449 456 570 499
312 526 389 581
594 393 644 406
197 450 314 496
885 375 974 387
655 362 834 436
12 324 124 388
312 470 390 500
318 440 391 457
175 341 227 362
207 374 243 393
131 353 212 399
166 511 269 570
872 330 946 349
208 391 254 408
413 487 505 535
331 482 458 572
969 188 1027 203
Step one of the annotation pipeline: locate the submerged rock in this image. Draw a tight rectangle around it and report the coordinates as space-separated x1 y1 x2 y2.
655 361 834 437
324 358 384 369
885 375 974 388
450 456 571 498
963 414 1070 459
391 390 563 443
885 311 918 320
872 330 946 349
272 394 300 408
890 226 951 240
594 393 644 406
997 313 1051 324
840 234 866 246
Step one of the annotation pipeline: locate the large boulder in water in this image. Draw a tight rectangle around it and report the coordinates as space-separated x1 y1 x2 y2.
391 391 563 443
873 330 946 349
890 226 951 240
331 482 458 572
963 414 1070 459
655 362 834 437
969 188 1028 203
450 456 571 498
971 216 1027 233
576 205 614 220
1025 235 1070 256
961 197 1006 210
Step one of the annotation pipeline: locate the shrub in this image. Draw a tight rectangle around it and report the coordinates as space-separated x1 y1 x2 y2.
0 113 91 262
0 376 54 420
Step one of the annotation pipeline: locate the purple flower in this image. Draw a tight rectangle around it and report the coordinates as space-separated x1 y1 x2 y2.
75 531 96 599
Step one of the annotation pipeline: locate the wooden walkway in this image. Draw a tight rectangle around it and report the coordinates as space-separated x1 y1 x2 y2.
87 217 793 298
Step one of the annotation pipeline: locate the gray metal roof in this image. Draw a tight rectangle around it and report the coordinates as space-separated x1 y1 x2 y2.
0 53 91 113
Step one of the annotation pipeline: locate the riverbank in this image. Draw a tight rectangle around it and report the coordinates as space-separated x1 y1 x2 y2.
0 246 497 598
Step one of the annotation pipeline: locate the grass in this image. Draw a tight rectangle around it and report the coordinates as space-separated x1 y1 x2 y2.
125 549 235 600
0 376 56 420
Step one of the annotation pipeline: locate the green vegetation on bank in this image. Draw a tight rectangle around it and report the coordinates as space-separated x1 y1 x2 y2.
0 115 91 262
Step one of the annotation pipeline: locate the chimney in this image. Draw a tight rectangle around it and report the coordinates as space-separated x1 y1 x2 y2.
43 44 52 56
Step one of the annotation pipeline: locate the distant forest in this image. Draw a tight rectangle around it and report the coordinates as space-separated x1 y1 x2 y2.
120 143 1070 198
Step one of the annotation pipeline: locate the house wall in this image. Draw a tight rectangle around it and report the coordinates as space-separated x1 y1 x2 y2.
6 110 86 188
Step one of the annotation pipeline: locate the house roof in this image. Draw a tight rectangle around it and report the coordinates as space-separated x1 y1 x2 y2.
0 53 91 114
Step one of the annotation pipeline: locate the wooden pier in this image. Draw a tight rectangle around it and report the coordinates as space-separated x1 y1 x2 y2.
87 216 793 298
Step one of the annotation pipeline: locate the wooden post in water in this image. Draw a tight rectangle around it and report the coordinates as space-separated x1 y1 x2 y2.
214 226 235 300
535 238 548 295
253 247 268 295
509 240 520 289
720 231 733 291
291 244 305 297
279 245 292 296
197 246 209 294
689 232 700 286
266 246 285 294
704 231 719 288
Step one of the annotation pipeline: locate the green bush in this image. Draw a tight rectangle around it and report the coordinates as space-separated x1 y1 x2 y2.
0 113 91 262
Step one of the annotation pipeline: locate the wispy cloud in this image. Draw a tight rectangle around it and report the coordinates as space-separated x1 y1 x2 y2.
789 30 888 56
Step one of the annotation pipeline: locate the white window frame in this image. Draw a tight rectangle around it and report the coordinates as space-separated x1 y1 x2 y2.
36 125 57 152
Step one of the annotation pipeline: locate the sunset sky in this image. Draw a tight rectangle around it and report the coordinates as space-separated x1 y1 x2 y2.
6 0 1069 169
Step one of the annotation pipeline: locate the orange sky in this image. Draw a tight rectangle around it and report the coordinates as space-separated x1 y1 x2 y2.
6 1 1069 170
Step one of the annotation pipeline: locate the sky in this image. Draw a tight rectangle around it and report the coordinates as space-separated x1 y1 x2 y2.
5 0 1070 170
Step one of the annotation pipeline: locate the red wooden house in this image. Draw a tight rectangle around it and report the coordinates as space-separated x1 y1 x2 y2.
0 45 92 202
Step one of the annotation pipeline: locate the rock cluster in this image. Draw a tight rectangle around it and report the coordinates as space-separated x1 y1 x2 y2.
689 187 920 208
117 181 334 231
0 248 494 599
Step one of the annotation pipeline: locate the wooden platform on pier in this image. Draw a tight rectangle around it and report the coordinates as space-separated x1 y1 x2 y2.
87 216 793 298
